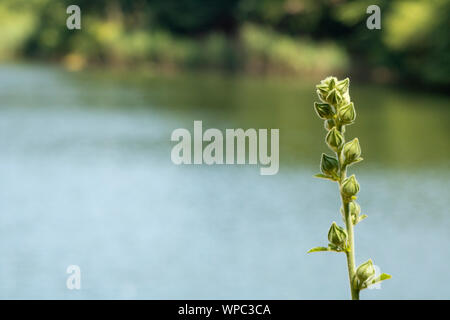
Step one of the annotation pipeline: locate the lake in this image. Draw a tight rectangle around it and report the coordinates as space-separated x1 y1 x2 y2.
0 64 448 299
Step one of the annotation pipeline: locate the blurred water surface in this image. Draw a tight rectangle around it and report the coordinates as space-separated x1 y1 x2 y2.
0 64 449 299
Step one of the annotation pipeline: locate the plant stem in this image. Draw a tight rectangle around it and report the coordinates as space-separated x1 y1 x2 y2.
337 127 359 300
343 199 359 300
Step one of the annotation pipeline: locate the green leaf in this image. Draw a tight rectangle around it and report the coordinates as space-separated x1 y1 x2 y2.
361 273 392 289
314 173 337 181
358 214 368 222
327 244 341 251
307 247 330 253
354 214 368 225
307 244 345 253
346 157 364 167
329 244 349 252
379 273 392 281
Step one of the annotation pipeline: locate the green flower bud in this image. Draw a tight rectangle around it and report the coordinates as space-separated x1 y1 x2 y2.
324 119 335 131
349 201 361 216
316 76 337 91
328 222 347 248
342 90 351 105
325 88 342 106
340 201 360 217
341 201 366 225
349 201 361 224
337 102 356 124
342 138 362 164
316 90 326 102
314 102 334 120
336 78 349 95
341 175 360 198
316 77 337 102
325 127 344 152
320 153 339 178
356 259 376 284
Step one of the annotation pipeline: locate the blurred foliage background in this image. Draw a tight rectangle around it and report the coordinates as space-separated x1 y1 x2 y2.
0 0 448 89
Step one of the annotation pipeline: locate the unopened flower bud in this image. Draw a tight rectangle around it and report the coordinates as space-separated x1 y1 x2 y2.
341 175 360 198
338 102 356 124
356 259 376 284
342 138 361 164
342 91 351 105
340 201 361 220
314 102 334 119
316 90 326 102
316 77 335 101
349 201 361 224
325 127 344 152
324 119 335 131
325 88 342 106
349 201 361 216
328 222 347 248
336 78 349 95
320 153 339 178
316 76 337 92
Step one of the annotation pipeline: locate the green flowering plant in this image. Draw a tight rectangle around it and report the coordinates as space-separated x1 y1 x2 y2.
308 76 391 300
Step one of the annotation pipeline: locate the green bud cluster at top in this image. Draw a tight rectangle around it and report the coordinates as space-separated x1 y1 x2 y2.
308 76 391 300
